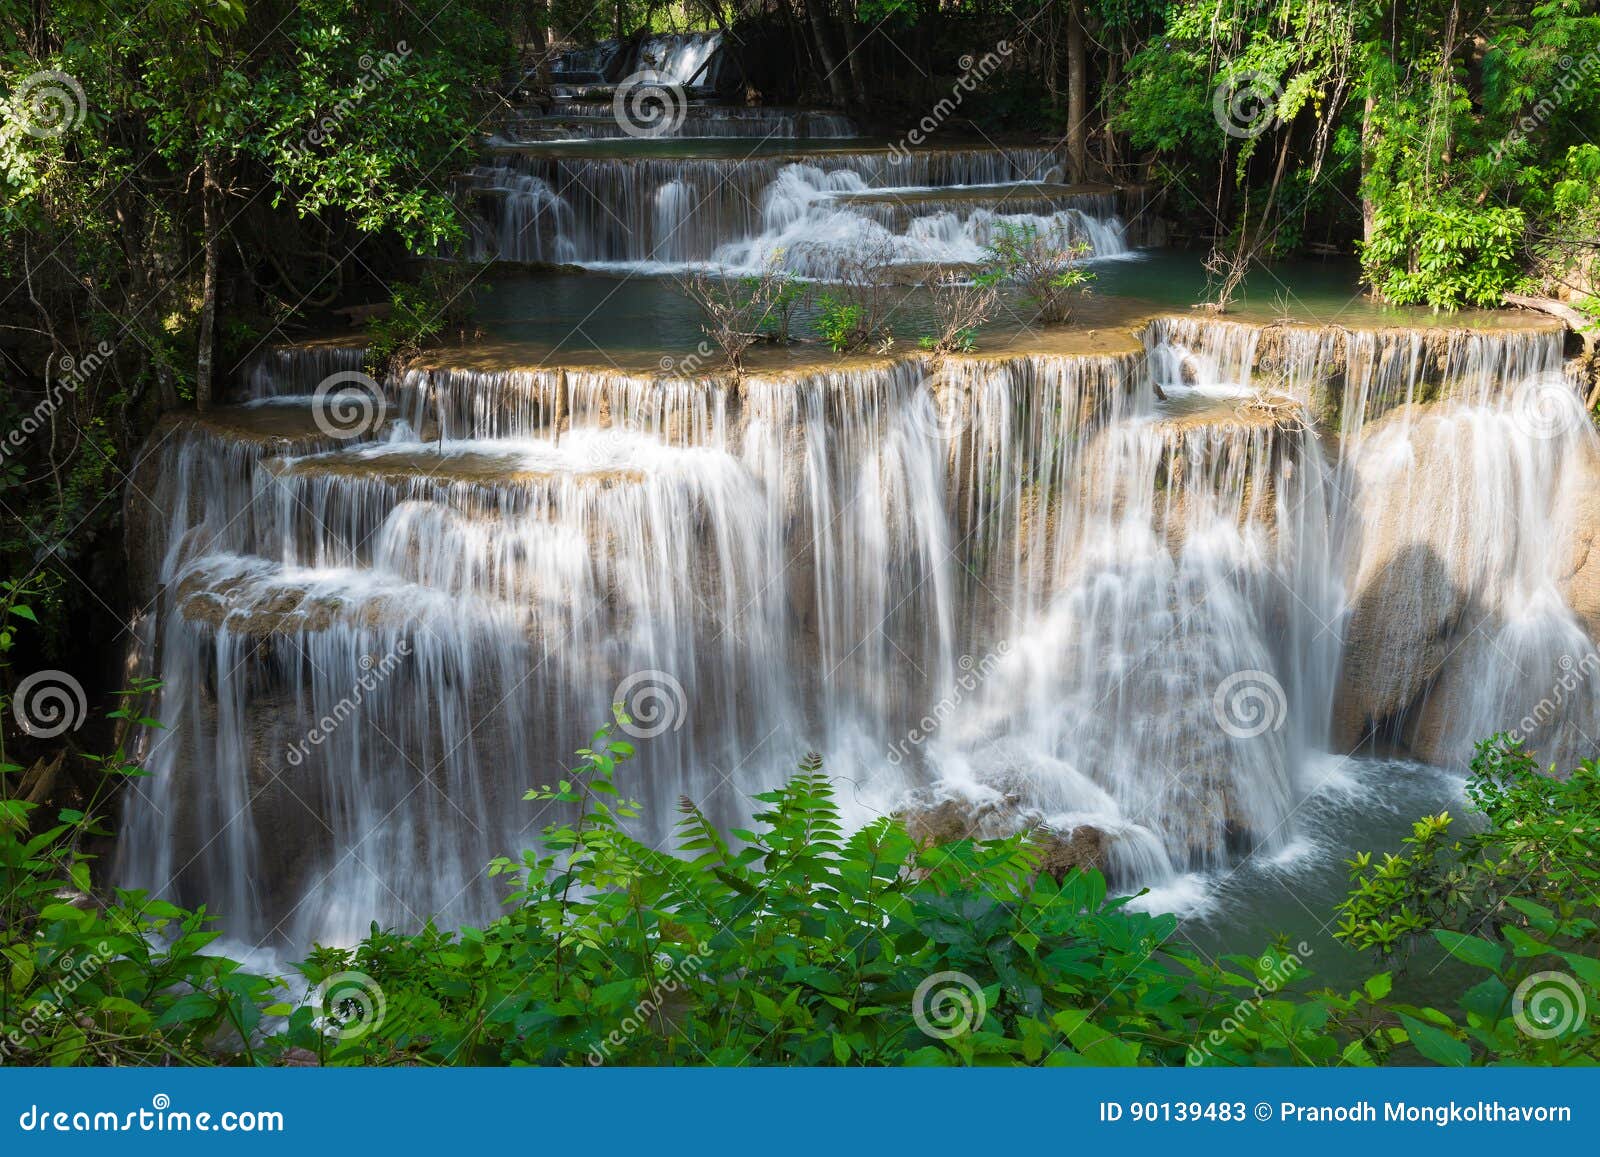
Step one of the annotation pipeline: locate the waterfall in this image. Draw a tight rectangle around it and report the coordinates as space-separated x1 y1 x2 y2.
123 233 1596 949
457 147 1128 272
500 106 862 142
239 344 367 400
633 32 723 87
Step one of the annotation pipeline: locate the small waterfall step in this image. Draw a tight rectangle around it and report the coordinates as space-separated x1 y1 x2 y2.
494 106 861 143
459 144 1131 272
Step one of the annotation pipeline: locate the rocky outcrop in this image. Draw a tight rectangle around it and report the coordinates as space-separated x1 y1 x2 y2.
1561 451 1600 644
899 791 1108 881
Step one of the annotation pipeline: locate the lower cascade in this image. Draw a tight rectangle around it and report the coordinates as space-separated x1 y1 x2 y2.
116 313 1600 949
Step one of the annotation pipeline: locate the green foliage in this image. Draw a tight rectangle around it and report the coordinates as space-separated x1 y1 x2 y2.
757 271 810 345
363 266 481 375
0 0 513 661
1117 1 1600 306
0 682 280 1066
1333 734 1599 1063
3 707 1597 1066
979 223 1094 324
815 295 869 353
256 723 1593 1067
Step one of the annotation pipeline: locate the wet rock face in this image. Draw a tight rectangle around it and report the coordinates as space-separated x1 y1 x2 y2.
899 793 1107 881
1562 454 1600 645
1332 395 1600 766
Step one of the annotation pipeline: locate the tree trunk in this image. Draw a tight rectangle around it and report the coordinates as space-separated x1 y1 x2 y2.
838 2 868 107
804 0 851 107
195 154 219 413
1043 0 1060 116
1103 38 1122 172
1065 0 1088 182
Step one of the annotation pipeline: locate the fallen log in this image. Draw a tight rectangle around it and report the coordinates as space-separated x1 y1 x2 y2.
1502 293 1597 356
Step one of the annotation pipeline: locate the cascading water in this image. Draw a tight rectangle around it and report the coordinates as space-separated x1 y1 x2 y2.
118 89 1600 951
458 147 1130 273
633 32 723 86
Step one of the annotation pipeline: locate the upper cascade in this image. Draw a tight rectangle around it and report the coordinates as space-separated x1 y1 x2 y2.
458 146 1134 274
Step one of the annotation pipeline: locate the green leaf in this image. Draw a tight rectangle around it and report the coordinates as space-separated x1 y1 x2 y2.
1399 1014 1470 1067
1433 930 1505 973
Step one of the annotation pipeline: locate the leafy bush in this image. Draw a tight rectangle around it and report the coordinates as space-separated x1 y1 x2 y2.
1 706 276 1064
262 722 1598 1067
4 676 1595 1065
363 266 481 375
674 258 803 374
1325 735 1600 1062
1361 192 1526 308
979 223 1094 324
811 242 898 354
815 295 870 353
